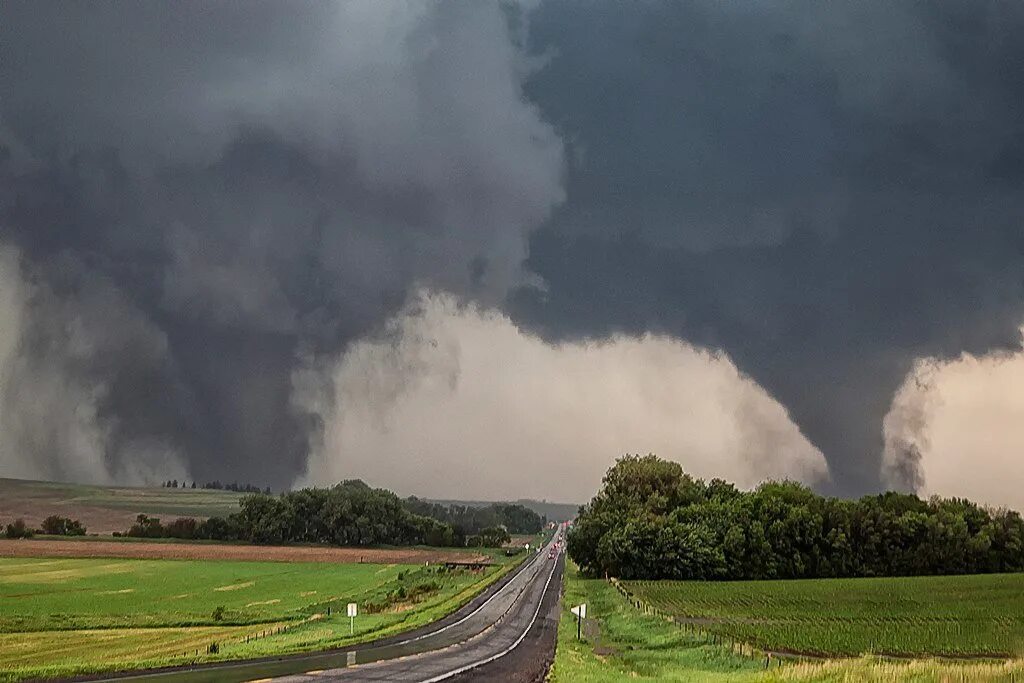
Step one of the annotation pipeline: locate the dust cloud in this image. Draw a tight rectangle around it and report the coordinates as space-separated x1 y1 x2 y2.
884 340 1024 511
301 292 829 501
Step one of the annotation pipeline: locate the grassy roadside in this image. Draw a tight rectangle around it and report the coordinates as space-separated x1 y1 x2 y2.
549 562 763 682
550 561 1024 683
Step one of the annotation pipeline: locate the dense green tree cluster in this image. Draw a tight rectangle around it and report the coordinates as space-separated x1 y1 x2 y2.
569 455 1024 580
127 480 456 547
403 498 543 544
225 480 455 546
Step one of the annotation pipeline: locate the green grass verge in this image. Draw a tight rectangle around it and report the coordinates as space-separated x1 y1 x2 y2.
0 554 521 682
549 562 764 682
625 574 1024 657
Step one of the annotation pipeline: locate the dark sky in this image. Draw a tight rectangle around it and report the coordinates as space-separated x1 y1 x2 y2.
1 1 1022 494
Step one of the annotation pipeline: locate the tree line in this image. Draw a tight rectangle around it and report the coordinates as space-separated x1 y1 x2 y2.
5 515 86 539
161 480 271 493
568 454 1024 580
403 498 544 544
121 480 525 548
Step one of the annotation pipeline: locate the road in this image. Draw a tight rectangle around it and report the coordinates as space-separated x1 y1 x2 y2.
77 528 565 683
267 528 565 682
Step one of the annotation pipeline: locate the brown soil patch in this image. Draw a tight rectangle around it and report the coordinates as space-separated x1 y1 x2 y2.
0 501 143 536
0 539 489 565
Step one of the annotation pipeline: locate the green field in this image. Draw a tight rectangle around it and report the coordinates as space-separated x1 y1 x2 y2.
0 556 512 681
552 562 1024 683
625 574 1024 658
550 562 763 683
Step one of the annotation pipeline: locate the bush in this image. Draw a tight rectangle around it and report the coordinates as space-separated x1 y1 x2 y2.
5 519 33 539
40 515 86 536
467 525 511 548
196 515 241 541
163 517 198 540
126 514 165 538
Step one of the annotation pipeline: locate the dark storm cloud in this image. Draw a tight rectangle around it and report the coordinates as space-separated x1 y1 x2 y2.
0 1 563 487
513 0 1024 494
3 0 1023 496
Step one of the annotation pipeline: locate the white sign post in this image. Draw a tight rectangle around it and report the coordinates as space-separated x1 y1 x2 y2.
570 603 587 640
347 602 357 635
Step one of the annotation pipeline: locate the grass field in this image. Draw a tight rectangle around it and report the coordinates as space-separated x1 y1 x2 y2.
550 562 763 683
552 563 1024 682
0 555 515 681
0 478 243 534
625 574 1024 657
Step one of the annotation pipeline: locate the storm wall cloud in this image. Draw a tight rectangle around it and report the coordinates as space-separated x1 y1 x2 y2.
1 1 1022 501
0 1 563 487
513 0 1024 496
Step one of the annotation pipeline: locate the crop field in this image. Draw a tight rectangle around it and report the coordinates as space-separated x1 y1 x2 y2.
625 573 1024 657
554 562 1024 683
0 478 243 534
0 555 511 681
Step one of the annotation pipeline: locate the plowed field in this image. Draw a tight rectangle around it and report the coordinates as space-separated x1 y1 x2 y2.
0 539 486 564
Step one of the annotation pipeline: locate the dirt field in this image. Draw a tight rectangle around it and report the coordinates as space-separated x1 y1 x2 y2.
0 539 488 564
0 478 243 534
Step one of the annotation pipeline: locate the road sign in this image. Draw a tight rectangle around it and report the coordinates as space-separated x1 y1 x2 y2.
347 602 357 634
571 603 587 640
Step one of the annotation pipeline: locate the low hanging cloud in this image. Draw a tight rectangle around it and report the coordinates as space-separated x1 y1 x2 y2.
883 338 1024 511
302 292 828 502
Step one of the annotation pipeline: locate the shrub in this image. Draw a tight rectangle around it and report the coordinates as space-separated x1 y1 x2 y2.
40 515 86 536
163 517 198 540
126 514 164 538
467 526 511 548
5 519 33 539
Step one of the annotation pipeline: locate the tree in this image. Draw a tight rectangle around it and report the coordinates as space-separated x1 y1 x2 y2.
127 514 164 538
40 515 86 536
469 526 511 547
164 518 198 539
5 519 33 539
568 454 1024 581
